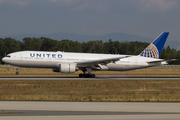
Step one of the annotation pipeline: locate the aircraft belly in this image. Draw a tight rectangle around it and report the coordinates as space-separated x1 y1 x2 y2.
5 60 59 68
107 64 147 71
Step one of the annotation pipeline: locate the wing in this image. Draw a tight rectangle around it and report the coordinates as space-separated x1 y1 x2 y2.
77 56 129 68
146 59 177 63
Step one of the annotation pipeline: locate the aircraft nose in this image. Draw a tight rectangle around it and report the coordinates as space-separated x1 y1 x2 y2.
2 57 6 63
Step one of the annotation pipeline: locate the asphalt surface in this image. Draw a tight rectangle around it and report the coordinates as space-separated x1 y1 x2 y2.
1 77 180 120
1 76 180 80
0 101 180 120
0 110 177 116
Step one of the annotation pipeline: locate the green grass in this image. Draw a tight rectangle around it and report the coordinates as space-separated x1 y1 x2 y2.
0 66 180 101
0 80 180 102
0 66 180 77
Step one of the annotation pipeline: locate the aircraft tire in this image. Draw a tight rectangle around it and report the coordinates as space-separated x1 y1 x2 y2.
84 74 88 78
79 74 95 78
16 72 19 75
79 74 83 78
91 74 95 78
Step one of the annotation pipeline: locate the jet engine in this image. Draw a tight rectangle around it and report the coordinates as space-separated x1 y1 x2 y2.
53 63 76 73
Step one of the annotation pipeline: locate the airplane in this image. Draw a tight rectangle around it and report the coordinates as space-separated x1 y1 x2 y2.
2 32 176 78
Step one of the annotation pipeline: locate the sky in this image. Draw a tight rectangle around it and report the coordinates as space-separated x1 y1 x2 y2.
0 0 180 41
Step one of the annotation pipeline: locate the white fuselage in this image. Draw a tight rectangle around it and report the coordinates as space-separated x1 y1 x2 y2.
2 51 167 71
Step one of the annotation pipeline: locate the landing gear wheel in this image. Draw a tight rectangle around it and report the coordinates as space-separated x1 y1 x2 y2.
16 72 19 75
84 74 88 78
79 73 83 78
79 73 96 78
91 74 95 78
15 67 19 75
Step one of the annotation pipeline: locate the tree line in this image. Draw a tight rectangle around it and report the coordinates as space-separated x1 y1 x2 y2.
0 37 179 64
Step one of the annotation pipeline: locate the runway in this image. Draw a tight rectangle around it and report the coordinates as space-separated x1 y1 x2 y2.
0 76 180 80
0 101 180 120
1 110 176 116
1 77 180 119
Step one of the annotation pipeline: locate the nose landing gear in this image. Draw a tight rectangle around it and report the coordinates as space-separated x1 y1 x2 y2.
14 66 19 75
16 71 19 75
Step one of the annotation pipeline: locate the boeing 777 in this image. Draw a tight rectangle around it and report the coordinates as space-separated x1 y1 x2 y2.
2 32 175 78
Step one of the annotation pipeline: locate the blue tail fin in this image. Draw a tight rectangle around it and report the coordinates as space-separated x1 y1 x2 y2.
139 32 169 59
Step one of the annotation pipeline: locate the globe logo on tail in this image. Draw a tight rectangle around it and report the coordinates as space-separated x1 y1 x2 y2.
139 43 159 59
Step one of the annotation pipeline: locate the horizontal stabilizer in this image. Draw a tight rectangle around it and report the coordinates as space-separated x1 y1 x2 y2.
146 59 177 63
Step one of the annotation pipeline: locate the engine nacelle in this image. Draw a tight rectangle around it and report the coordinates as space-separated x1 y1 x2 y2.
53 63 76 73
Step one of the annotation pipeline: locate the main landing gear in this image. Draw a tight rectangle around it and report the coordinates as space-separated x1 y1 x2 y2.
79 69 96 78
79 73 95 78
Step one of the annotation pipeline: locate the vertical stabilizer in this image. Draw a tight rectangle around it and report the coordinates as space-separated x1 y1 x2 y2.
139 32 169 59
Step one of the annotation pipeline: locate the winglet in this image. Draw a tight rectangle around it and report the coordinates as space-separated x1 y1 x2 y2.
139 32 169 59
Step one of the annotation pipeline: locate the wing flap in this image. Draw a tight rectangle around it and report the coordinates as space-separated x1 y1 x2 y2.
77 56 129 67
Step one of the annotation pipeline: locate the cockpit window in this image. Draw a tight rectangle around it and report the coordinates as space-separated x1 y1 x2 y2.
6 55 11 58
